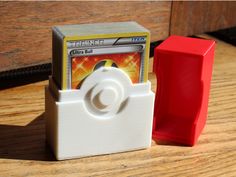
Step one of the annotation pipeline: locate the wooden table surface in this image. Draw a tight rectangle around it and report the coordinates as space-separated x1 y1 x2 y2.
0 35 236 176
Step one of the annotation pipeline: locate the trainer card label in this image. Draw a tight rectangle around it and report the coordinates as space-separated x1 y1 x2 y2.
67 37 146 89
71 52 141 89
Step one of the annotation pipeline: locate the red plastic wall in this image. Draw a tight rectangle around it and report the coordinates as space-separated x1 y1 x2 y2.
152 36 215 146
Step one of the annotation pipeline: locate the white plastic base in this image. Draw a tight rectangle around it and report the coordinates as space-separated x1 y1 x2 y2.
45 68 154 160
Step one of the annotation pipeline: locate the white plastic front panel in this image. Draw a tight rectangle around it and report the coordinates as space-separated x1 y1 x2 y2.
45 68 155 160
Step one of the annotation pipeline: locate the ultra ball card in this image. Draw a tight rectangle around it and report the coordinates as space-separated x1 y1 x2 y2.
52 22 150 90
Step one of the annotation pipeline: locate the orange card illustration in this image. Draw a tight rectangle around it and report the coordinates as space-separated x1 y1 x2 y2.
71 52 141 89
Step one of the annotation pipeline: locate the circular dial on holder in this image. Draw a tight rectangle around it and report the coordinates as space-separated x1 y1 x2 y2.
81 68 131 119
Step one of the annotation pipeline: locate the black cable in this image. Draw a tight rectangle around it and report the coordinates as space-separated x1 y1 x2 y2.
0 63 51 80
208 26 236 46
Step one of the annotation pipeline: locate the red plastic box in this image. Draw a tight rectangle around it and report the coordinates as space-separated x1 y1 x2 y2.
152 35 215 146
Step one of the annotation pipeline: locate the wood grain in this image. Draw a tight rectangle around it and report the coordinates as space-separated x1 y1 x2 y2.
0 35 236 176
0 1 171 72
170 2 236 36
2 1 236 74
